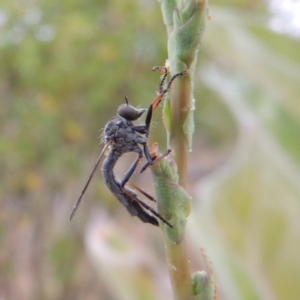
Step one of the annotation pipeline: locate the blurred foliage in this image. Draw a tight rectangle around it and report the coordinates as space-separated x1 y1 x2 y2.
0 0 300 299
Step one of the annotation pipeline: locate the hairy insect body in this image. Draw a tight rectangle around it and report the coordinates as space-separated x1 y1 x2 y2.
101 116 159 226
103 117 146 154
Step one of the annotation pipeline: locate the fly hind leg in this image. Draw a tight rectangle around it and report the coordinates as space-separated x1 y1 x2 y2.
123 183 173 228
122 185 159 227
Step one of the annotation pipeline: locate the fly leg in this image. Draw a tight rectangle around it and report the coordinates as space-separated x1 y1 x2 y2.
140 148 171 173
119 143 154 188
123 184 173 227
152 65 169 93
119 142 159 187
127 182 156 202
132 122 154 166
120 186 159 226
119 153 142 188
118 148 172 227
137 70 187 172
150 70 188 112
142 141 154 166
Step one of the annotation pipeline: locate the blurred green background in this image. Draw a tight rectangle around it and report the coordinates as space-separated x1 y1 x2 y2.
1 0 300 299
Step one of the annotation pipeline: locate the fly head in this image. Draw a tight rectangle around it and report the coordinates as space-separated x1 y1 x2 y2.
117 96 146 121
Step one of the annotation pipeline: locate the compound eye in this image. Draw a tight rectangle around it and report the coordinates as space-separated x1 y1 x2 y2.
117 104 145 121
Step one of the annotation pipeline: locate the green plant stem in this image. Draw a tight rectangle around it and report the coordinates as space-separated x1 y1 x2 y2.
151 155 192 300
169 73 192 187
153 1 209 299
165 238 193 299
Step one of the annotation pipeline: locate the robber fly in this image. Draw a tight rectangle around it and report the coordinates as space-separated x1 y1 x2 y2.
70 68 187 227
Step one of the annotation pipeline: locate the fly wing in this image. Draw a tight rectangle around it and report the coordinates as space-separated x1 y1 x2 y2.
69 140 113 220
